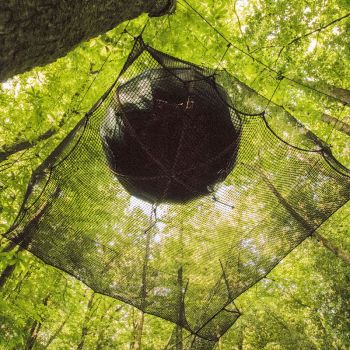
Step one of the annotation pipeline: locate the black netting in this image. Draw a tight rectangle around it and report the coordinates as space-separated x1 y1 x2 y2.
5 37 350 349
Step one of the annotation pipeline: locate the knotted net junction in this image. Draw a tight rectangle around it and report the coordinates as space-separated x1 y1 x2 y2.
5 37 350 349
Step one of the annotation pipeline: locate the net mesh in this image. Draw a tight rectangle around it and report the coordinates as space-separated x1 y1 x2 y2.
5 37 350 349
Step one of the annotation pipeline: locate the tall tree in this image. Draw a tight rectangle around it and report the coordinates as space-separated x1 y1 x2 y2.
321 113 350 136
0 0 176 81
76 292 96 350
251 164 350 265
24 294 50 350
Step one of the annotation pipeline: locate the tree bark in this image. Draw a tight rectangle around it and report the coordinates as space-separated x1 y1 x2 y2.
313 232 350 265
95 305 123 350
76 292 95 350
0 0 176 82
328 85 350 105
176 267 184 350
43 313 71 349
0 187 60 288
296 79 350 105
130 220 154 350
25 294 50 350
321 113 350 137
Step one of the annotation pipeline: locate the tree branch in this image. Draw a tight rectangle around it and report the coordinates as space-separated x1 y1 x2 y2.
321 113 350 136
312 232 350 265
274 12 350 63
233 0 250 53
0 111 76 163
244 163 350 265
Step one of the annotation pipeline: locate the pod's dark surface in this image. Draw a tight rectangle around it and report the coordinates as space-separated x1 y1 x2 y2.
100 68 241 203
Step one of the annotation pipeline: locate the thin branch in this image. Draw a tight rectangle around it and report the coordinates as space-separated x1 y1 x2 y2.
233 0 250 52
312 232 350 265
321 113 350 136
274 12 350 63
0 111 79 163
245 163 350 265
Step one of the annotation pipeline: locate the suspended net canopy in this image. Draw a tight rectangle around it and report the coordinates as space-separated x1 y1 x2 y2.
5 37 350 349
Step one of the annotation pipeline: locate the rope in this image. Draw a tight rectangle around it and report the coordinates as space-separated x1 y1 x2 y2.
263 78 282 112
180 0 350 105
180 0 350 146
214 43 231 73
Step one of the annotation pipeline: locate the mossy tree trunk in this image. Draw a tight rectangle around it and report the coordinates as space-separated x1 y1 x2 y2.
253 165 350 265
0 0 175 81
321 113 350 137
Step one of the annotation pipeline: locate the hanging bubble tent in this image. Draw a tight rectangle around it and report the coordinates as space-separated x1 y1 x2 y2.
6 37 350 349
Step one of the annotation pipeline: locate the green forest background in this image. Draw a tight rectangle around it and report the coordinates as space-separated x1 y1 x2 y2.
1 0 350 349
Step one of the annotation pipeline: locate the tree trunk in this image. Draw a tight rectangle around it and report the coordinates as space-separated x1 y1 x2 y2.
95 305 123 350
297 79 350 105
176 267 184 350
130 310 145 350
0 0 176 82
328 85 350 105
250 164 350 265
130 219 154 350
313 232 350 265
76 292 95 350
0 187 60 288
0 70 93 163
0 242 23 288
2 264 33 301
321 113 350 137
43 313 70 349
0 260 18 289
25 294 50 350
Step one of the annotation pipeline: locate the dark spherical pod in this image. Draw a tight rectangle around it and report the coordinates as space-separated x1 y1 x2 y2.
100 68 241 204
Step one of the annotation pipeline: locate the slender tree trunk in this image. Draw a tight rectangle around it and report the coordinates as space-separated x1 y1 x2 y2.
0 0 176 81
3 265 34 301
43 313 71 349
165 224 186 350
24 295 50 350
25 320 40 350
76 292 95 350
312 232 350 264
132 311 145 350
0 187 60 288
328 85 350 105
176 224 186 350
176 267 184 350
95 312 108 350
0 111 70 162
130 220 154 350
298 80 350 105
237 328 244 350
321 113 350 137
0 259 19 288
0 73 90 163
130 308 145 350
95 305 123 350
0 243 23 289
251 164 350 265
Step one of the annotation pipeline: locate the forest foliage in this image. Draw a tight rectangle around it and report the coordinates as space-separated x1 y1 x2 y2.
1 0 350 349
